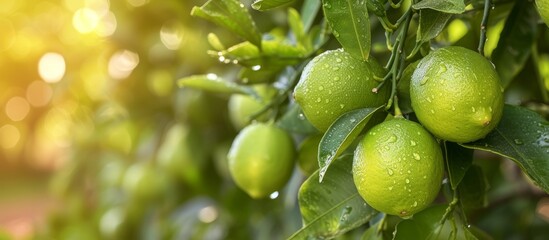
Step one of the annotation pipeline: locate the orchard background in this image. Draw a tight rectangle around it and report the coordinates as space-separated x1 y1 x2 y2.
0 0 548 239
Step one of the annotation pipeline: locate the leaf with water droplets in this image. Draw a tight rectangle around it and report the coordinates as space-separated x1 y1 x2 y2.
289 155 378 239
318 105 386 182
251 0 295 11
443 142 473 190
461 105 549 193
191 0 262 48
412 0 466 14
177 74 258 97
323 0 371 61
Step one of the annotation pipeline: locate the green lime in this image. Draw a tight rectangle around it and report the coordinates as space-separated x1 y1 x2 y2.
294 49 390 132
228 84 277 130
353 118 444 218
297 134 322 176
410 46 504 143
228 123 296 198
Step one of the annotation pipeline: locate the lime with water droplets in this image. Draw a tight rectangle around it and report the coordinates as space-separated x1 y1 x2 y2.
293 49 390 132
352 118 444 218
410 46 504 143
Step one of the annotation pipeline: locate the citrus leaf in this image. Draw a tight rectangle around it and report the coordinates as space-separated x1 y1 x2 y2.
212 40 307 67
393 205 447 240
412 0 466 14
289 155 377 239
288 8 312 51
276 103 319 134
301 0 321 32
361 219 384 240
323 0 371 61
491 0 538 88
177 74 256 97
417 9 452 43
460 105 549 193
318 106 386 182
443 142 473 190
191 0 262 48
458 165 488 210
251 0 295 11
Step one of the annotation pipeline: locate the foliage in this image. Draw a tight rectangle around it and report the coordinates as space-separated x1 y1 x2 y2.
5 0 547 239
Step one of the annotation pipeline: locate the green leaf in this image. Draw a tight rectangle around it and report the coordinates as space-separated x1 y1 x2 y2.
417 9 452 43
461 105 549 193
444 142 473 190
207 33 225 51
290 155 377 239
412 0 466 14
191 0 262 48
276 103 319 134
361 220 384 240
251 0 295 11
301 0 322 32
323 0 371 61
211 39 307 67
393 205 447 240
458 165 488 210
491 0 538 88
177 74 256 97
288 8 312 51
318 106 386 182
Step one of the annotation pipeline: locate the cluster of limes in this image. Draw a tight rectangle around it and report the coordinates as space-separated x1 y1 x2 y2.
292 46 503 217
225 38 505 217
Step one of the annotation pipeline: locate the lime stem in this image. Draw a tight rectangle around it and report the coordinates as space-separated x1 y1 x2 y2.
478 0 492 56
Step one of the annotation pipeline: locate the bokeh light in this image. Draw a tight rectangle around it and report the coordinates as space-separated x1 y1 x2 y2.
72 8 100 34
0 125 20 149
160 21 184 50
108 50 139 80
5 97 31 122
26 80 53 107
38 52 66 83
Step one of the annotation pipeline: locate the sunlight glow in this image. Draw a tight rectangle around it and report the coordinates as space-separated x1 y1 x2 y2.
0 124 20 149
38 52 66 83
108 50 139 79
6 97 31 122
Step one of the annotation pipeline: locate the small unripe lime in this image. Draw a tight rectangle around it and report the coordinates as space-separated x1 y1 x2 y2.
410 46 504 143
294 49 389 132
353 118 444 218
296 134 322 176
228 85 277 130
228 123 296 198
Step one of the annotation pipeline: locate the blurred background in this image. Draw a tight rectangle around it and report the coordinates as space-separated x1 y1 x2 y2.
0 0 548 239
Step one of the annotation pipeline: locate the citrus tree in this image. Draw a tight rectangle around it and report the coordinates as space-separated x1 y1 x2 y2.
175 0 549 238
21 0 548 239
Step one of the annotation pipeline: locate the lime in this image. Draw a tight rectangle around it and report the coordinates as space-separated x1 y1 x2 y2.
353 118 444 218
296 134 322 176
228 123 295 198
410 46 504 143
228 84 277 130
294 49 390 132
